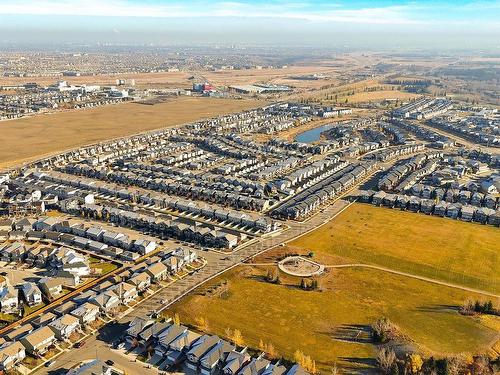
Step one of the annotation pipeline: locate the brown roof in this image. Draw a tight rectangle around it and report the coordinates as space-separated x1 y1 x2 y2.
21 326 55 347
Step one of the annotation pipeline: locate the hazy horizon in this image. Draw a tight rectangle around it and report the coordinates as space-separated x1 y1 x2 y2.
1 0 500 50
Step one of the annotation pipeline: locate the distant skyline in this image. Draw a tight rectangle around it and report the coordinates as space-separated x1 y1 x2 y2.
1 0 500 49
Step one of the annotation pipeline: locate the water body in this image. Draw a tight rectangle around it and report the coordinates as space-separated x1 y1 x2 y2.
294 124 333 143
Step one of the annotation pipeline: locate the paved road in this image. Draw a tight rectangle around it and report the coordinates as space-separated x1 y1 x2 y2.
34 199 352 375
35 322 161 375
418 121 499 154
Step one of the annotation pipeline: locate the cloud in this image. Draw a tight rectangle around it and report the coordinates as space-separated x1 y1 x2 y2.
0 0 423 25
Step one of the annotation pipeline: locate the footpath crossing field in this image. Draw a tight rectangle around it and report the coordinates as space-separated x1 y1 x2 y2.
290 203 500 294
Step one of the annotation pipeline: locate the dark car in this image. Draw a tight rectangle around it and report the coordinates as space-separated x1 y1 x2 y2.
106 360 115 366
74 341 85 348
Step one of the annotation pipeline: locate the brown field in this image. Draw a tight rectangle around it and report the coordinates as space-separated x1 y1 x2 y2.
0 97 263 170
341 90 420 103
0 66 339 91
0 71 192 89
165 265 499 373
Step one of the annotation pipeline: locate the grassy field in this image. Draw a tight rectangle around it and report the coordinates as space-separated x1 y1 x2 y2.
0 96 263 169
164 266 499 373
289 203 500 294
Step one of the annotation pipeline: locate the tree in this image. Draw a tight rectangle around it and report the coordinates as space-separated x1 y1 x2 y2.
259 338 266 352
377 348 397 374
390 362 400 375
408 354 423 374
173 313 181 325
485 300 494 313
294 350 305 366
194 317 209 332
266 342 279 359
232 329 244 346
372 317 399 343
471 356 492 375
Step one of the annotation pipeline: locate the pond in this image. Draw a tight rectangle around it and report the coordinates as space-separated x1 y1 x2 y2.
294 123 333 143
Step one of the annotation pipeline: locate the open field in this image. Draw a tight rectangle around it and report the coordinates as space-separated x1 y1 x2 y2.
0 71 193 89
0 66 339 90
0 97 263 170
337 90 420 103
164 265 499 373
288 203 500 294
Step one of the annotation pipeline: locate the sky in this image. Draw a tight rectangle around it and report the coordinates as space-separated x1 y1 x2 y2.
1 0 499 49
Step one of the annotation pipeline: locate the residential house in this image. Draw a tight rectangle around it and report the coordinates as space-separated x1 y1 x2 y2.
33 217 60 231
127 272 151 293
154 323 189 362
238 356 271 375
90 291 120 314
53 300 77 316
461 205 476 222
186 335 221 371
145 262 169 282
20 326 57 355
0 285 18 314
286 364 308 375
86 226 106 241
4 324 34 342
164 255 180 274
70 302 100 325
262 362 288 375
200 339 235 375
39 277 64 300
31 312 57 328
172 247 197 267
133 239 157 255
22 283 43 306
137 321 171 348
14 218 36 232
56 270 81 286
66 359 112 375
125 317 154 348
222 348 250 375
112 282 138 304
0 341 26 371
102 231 128 247
48 314 81 340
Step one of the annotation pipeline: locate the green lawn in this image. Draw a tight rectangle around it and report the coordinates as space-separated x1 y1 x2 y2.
90 258 118 275
164 266 499 373
23 303 46 316
289 203 500 294
0 312 18 323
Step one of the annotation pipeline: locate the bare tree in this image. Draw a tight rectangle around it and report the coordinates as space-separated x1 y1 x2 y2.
377 347 397 374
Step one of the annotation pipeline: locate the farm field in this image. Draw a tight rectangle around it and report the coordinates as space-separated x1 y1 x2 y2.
289 203 500 294
0 96 263 170
164 265 499 373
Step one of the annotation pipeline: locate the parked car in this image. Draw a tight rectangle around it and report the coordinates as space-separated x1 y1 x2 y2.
74 341 85 348
106 360 115 366
45 360 56 367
